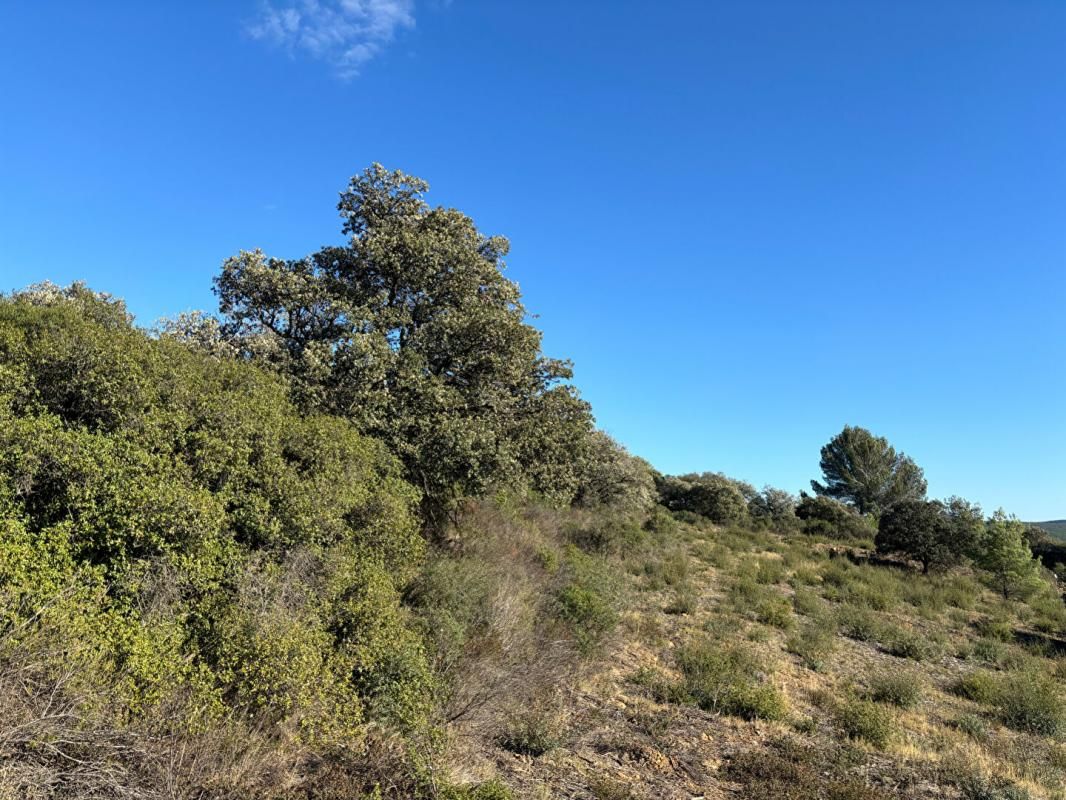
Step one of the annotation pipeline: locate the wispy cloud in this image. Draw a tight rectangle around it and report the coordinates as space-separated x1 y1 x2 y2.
247 0 416 78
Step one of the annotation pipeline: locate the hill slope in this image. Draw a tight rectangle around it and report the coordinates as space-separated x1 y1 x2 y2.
1034 520 1066 540
447 512 1066 799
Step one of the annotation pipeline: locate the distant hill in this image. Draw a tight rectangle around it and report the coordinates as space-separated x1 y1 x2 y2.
1033 520 1066 540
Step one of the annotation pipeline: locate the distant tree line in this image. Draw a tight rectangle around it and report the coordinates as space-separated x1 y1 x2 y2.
657 425 1050 599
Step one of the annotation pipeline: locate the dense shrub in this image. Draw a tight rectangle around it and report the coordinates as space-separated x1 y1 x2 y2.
866 671 923 708
657 472 751 526
834 699 894 747
795 494 874 539
875 498 982 574
0 288 432 786
748 486 800 532
572 432 657 514
673 639 787 721
950 671 1001 705
994 672 1063 736
554 546 622 653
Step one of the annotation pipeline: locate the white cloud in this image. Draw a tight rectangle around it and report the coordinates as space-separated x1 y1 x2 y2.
248 0 416 78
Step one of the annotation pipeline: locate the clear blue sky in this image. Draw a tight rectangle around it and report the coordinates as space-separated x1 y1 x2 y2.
1 2 1063 519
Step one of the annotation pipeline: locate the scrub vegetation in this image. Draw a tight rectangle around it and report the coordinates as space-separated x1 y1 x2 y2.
1 166 1063 799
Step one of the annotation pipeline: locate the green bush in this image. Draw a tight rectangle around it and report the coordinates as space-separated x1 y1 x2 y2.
755 595 794 629
755 558 787 585
555 547 621 653
994 672 1063 736
498 708 562 756
441 779 515 800
0 290 431 745
835 606 884 642
866 671 923 708
950 671 1000 705
673 639 787 721
970 637 1008 666
791 588 825 617
953 713 989 742
638 547 690 590
568 516 646 556
664 584 698 615
883 627 940 661
786 624 837 671
957 775 1033 800
834 699 894 747
975 617 1014 642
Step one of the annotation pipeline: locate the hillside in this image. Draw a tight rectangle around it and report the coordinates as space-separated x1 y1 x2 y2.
1034 521 1066 541
442 508 1066 800
1 167 1063 800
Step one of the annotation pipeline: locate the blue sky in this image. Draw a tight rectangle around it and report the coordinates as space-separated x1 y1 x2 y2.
1 1 1063 519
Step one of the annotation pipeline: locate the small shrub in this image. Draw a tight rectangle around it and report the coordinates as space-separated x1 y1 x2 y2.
791 588 824 617
555 547 621 653
664 584 698 615
953 713 989 742
971 637 1008 666
673 639 787 721
728 682 789 721
950 671 1000 705
442 779 515 800
568 517 646 556
787 624 836 671
792 715 818 734
866 671 923 708
588 776 634 800
975 617 1014 642
994 672 1063 736
498 708 562 756
789 566 823 587
883 627 939 661
834 699 894 747
835 606 884 642
957 774 1033 800
638 548 690 590
755 559 787 585
755 595 794 629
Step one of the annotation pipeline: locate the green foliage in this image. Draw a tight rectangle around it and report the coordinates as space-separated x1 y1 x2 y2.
866 671 923 708
568 515 646 556
795 494 874 540
748 486 799 532
572 432 657 514
554 547 621 653
834 698 895 747
664 583 699 615
0 288 430 747
811 425 927 516
956 776 1033 800
755 594 794 629
787 623 837 671
673 639 787 721
875 498 982 574
883 627 941 662
656 472 750 525
498 708 562 756
440 780 514 800
212 164 595 527
950 671 1001 705
834 606 885 643
994 671 1063 736
977 512 1044 600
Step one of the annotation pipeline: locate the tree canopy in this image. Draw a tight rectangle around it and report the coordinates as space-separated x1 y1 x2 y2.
209 164 593 528
811 425 927 515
